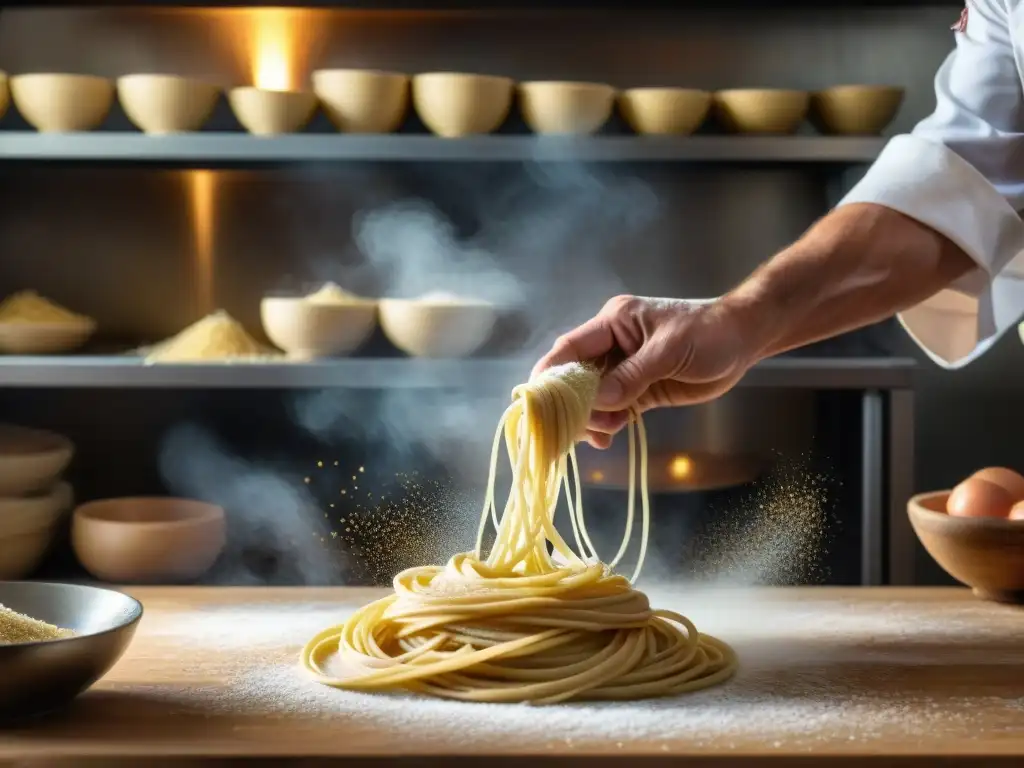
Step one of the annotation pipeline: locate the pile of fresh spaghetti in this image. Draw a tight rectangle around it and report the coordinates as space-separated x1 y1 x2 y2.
301 362 737 703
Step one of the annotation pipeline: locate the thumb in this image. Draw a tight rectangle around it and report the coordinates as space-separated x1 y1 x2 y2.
595 347 666 410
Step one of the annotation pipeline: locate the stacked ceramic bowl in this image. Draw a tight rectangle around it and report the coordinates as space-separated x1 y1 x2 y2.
0 424 74 578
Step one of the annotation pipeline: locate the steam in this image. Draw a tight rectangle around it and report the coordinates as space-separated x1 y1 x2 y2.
159 423 342 586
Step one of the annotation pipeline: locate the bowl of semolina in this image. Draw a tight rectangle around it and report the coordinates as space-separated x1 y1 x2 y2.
0 291 96 354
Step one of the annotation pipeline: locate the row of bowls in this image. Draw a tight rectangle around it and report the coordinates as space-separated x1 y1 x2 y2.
0 70 904 137
0 423 227 583
262 292 497 359
0 290 496 359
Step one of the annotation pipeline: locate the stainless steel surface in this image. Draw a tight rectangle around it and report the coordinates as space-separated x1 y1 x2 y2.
0 134 888 164
861 389 884 586
0 356 917 389
888 388 917 585
0 581 142 720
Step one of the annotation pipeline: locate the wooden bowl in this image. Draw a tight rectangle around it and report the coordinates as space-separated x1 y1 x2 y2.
11 73 114 132
0 481 73 538
412 73 514 137
713 88 809 135
811 85 904 136
72 497 226 584
0 317 96 354
518 81 616 135
117 74 220 134
0 424 73 497
260 296 377 359
379 297 497 358
312 69 409 133
908 490 1024 604
228 87 318 136
618 87 711 136
0 71 9 122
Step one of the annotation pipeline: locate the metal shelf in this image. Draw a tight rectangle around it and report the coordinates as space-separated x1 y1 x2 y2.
0 133 888 165
0 0 967 7
0 356 916 389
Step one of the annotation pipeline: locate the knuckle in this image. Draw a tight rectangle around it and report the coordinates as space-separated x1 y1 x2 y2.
604 294 637 316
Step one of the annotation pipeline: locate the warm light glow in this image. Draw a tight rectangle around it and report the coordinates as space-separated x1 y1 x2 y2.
668 454 692 480
251 8 304 91
188 170 216 316
589 470 606 483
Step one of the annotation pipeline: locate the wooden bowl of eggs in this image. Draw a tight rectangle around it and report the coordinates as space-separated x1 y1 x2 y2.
908 467 1024 604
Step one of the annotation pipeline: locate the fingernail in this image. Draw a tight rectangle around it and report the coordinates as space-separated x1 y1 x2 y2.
595 377 622 408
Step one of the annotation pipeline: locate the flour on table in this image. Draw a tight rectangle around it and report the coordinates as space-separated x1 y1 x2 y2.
128 590 1024 750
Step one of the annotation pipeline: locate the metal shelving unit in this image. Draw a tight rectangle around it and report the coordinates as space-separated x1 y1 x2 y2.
0 356 916 389
0 133 888 164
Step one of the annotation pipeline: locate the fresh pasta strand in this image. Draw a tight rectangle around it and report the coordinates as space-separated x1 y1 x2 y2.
301 362 737 703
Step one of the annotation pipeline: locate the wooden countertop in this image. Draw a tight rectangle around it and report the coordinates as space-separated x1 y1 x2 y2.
0 586 1022 766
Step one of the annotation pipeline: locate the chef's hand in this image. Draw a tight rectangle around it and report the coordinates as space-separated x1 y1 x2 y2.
532 296 754 449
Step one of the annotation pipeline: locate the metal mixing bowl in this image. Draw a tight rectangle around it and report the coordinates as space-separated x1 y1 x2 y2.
0 581 142 720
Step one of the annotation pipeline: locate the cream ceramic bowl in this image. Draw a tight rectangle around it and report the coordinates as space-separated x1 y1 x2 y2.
0 527 56 579
72 497 227 584
518 81 616 135
713 88 809 134
228 87 318 136
312 69 409 133
11 73 114 132
260 296 377 359
117 74 220 134
618 87 712 135
0 481 73 538
0 316 96 354
412 73 514 138
379 297 497 358
0 71 9 122
810 84 905 136
0 424 73 497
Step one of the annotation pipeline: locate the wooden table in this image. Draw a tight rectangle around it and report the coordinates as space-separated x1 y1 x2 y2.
0 586 1022 766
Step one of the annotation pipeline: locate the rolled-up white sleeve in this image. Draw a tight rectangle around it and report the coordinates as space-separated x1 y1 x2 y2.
839 0 1024 368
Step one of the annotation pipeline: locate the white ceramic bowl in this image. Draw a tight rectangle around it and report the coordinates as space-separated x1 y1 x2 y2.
117 74 220 134
518 81 616 135
0 424 73 497
412 73 514 137
260 296 377 359
312 69 409 133
379 297 497 358
11 73 114 132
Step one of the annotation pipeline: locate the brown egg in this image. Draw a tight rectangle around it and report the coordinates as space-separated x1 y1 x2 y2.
946 478 1015 518
1009 500 1024 521
971 467 1024 501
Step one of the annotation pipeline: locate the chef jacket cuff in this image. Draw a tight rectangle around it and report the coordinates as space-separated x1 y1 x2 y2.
839 134 1024 369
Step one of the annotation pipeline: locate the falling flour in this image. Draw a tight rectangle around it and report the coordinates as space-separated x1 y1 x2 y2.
128 589 1024 751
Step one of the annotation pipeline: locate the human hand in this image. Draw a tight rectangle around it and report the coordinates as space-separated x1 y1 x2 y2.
532 296 756 448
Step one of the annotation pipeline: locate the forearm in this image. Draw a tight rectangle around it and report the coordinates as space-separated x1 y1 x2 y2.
720 202 977 362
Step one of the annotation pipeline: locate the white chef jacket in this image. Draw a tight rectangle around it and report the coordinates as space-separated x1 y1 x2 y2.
839 0 1024 368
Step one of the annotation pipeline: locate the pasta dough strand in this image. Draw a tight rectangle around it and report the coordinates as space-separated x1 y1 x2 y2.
301 362 737 703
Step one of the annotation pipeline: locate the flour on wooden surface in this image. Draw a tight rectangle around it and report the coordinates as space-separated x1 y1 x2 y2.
127 590 1024 749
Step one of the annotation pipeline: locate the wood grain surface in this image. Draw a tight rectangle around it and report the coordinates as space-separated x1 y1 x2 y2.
0 586 1022 767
